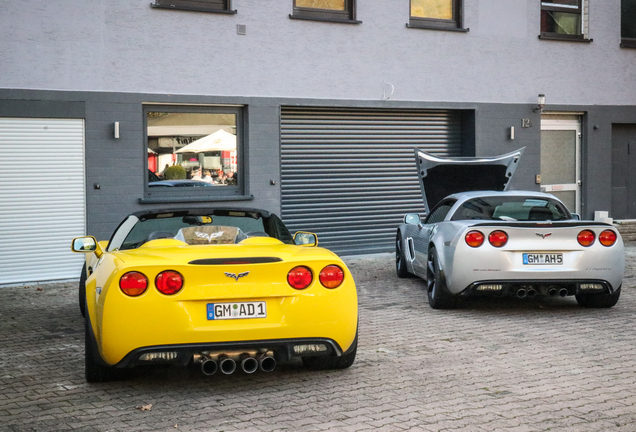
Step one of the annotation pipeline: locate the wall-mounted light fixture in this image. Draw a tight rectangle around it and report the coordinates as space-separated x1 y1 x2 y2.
533 94 546 112
113 122 120 139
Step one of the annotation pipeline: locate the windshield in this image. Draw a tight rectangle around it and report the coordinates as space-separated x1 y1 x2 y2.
450 196 571 222
111 210 293 250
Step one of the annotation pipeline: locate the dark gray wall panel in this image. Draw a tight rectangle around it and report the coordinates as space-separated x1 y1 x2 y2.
2 89 635 249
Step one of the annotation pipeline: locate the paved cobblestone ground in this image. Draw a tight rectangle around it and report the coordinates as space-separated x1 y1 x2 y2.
1 246 636 432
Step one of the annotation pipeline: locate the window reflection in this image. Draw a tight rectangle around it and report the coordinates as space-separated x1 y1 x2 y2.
147 112 238 187
295 0 345 11
411 0 453 20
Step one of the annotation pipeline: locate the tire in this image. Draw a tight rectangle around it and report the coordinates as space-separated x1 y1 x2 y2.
427 247 457 309
302 335 357 370
395 232 410 278
575 286 621 308
79 264 87 318
85 311 121 382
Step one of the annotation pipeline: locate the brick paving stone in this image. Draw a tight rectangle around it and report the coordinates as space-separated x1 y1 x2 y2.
2 247 636 431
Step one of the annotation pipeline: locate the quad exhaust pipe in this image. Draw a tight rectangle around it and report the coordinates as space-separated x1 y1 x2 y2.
258 354 276 373
547 286 569 297
199 352 276 375
218 354 237 375
515 287 536 298
516 286 569 299
201 357 218 376
240 354 259 374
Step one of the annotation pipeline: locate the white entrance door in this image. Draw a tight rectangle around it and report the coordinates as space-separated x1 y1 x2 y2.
0 118 86 285
540 116 581 214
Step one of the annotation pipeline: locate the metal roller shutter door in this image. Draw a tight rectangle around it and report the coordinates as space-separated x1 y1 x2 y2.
281 107 463 255
0 118 86 285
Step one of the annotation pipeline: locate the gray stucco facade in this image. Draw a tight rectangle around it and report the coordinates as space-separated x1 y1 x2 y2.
1 0 635 248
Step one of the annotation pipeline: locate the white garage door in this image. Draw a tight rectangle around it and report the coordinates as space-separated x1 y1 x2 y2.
0 118 86 285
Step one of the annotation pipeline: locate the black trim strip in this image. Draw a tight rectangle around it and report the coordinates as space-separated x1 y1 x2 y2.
139 194 254 204
189 257 283 265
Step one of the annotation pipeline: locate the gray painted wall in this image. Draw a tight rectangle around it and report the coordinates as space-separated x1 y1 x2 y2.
2 88 635 242
1 0 635 105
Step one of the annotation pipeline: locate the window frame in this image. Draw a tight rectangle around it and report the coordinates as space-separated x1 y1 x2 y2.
407 0 467 32
539 1 591 42
289 0 360 24
621 0 636 48
151 0 236 14
141 104 250 204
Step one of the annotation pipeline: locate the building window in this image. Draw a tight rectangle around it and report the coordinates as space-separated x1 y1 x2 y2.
151 0 236 14
408 0 466 32
622 0 636 48
144 106 246 202
290 0 360 24
540 1 590 41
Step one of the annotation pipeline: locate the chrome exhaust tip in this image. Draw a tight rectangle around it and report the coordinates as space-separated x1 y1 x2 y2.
240 354 259 374
258 354 276 373
516 288 527 299
218 355 237 375
548 287 558 297
526 288 537 298
559 288 569 297
201 358 218 376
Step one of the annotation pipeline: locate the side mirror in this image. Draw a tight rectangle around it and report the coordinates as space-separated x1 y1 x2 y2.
294 231 318 247
571 213 581 220
71 236 103 257
404 213 421 225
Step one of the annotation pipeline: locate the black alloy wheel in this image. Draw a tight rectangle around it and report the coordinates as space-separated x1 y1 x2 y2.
84 310 125 382
427 247 458 309
79 264 87 317
395 232 410 278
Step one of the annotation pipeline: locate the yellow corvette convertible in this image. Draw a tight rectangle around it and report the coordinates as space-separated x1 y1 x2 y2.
72 208 358 382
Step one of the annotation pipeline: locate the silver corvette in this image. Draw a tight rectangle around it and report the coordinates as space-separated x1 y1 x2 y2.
396 148 624 309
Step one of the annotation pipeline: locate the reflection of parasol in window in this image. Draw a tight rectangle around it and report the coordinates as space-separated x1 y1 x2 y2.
175 129 236 154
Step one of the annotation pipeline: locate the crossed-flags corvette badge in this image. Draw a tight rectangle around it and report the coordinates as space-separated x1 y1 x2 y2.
224 271 249 281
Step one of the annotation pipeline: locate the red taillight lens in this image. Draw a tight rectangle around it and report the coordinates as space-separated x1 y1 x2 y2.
155 270 184 295
319 265 344 289
577 230 595 247
599 230 617 247
288 266 313 290
488 230 508 248
465 231 485 248
119 271 148 296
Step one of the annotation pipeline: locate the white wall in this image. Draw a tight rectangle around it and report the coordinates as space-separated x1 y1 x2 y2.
0 0 634 105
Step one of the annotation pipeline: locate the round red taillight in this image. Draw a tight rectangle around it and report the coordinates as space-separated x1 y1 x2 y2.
319 265 344 289
488 230 508 248
119 271 148 296
599 230 617 247
155 270 184 295
288 266 313 290
577 230 596 247
465 231 485 248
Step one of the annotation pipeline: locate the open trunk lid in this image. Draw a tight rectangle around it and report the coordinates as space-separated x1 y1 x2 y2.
415 147 525 213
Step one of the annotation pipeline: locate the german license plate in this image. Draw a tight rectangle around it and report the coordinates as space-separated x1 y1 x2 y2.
522 253 563 265
207 301 266 320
